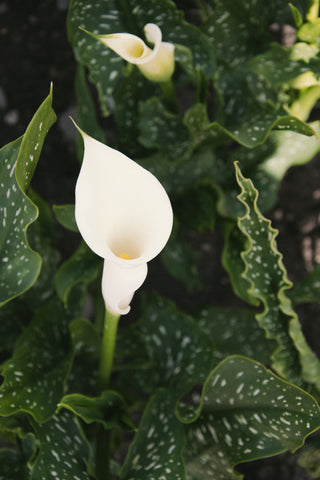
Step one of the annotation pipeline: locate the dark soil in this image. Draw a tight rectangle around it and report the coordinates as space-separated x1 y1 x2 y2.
1 1 320 479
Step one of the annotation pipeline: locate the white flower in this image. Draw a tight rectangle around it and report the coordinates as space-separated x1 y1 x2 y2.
75 127 173 315
93 23 174 82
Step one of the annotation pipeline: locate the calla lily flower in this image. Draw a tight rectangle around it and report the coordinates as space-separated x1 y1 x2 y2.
75 128 173 315
92 23 175 82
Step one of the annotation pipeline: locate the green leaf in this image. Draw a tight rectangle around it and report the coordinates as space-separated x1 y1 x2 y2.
248 42 320 86
138 97 191 160
121 389 186 480
298 19 320 46
197 307 276 365
0 299 73 422
289 3 304 27
209 69 316 148
182 356 320 480
75 64 106 143
68 0 124 116
222 222 255 306
69 317 100 359
289 263 320 305
0 448 30 480
138 146 216 198
55 241 102 306
202 0 294 67
0 301 25 355
114 69 159 157
0 428 36 479
0 89 56 306
24 191 61 309
29 410 90 480
298 433 320 478
53 204 78 232
59 390 135 431
138 295 214 397
161 223 200 293
174 186 216 233
235 163 320 390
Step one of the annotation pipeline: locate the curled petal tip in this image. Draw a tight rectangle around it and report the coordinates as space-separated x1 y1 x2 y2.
102 261 148 316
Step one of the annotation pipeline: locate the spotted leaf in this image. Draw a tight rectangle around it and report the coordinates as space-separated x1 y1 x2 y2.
67 0 124 116
29 410 90 480
114 69 159 157
138 295 213 397
197 307 276 365
209 69 316 148
138 97 191 161
120 389 186 480
182 356 320 480
235 163 320 390
0 89 56 306
248 42 320 86
59 390 135 431
0 299 73 423
161 223 200 293
138 146 216 198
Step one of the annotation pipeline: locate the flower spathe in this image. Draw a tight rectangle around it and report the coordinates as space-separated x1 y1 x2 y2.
95 23 174 82
75 127 173 315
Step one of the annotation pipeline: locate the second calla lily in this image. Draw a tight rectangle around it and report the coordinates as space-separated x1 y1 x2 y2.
90 23 175 82
75 128 173 315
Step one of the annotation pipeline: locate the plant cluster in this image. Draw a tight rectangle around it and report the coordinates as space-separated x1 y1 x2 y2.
1 1 320 479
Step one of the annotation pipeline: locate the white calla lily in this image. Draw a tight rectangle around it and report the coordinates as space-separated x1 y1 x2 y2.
75 128 173 315
96 23 175 82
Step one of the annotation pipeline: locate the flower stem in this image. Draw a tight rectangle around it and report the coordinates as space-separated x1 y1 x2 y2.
159 80 178 113
96 308 120 480
98 308 120 390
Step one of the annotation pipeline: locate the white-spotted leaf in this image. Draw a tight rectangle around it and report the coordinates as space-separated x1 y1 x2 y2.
0 299 73 422
59 390 135 431
209 69 316 148
138 295 214 397
138 97 191 161
121 389 186 480
29 410 90 480
0 89 56 306
182 356 320 480
67 0 124 116
235 163 320 390
197 307 276 365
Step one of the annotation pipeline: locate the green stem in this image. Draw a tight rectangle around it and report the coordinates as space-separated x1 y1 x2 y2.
159 80 179 113
98 308 120 390
95 308 120 480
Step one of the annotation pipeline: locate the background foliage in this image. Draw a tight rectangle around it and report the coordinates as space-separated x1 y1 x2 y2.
1 0 320 479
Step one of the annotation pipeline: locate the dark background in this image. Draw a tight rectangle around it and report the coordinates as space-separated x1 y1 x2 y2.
1 1 320 478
